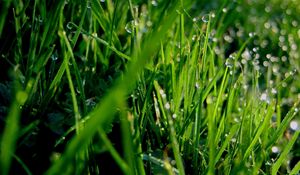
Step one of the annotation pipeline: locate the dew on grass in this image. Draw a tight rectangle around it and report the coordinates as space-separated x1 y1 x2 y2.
87 0 91 8
281 82 287 87
234 117 240 123
224 35 233 43
51 54 58 61
290 69 297 76
231 138 237 143
290 120 299 131
252 59 259 66
265 6 271 13
242 49 251 60
271 88 277 94
192 17 198 22
265 161 272 166
272 65 279 74
271 146 280 154
222 8 228 13
270 56 279 62
260 92 270 104
151 0 158 6
225 58 234 68
264 22 271 29
249 32 256 37
192 35 200 42
243 84 248 90
195 82 200 89
172 114 177 119
263 61 269 67
202 14 210 23
125 20 138 34
211 12 215 18
66 22 73 30
252 47 259 53
165 102 170 110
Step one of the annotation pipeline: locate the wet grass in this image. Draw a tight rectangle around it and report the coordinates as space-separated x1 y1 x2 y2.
0 0 300 174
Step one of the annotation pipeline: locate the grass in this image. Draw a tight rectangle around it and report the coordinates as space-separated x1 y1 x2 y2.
0 0 300 174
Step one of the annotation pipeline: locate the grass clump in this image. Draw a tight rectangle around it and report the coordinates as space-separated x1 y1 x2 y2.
0 0 300 174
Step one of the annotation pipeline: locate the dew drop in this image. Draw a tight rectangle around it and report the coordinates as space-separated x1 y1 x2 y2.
195 82 200 89
172 114 177 119
231 138 237 143
265 161 272 166
51 54 58 61
222 8 228 13
225 58 234 68
192 35 197 41
260 92 270 104
290 120 299 131
66 22 73 30
87 1 91 8
271 146 280 154
151 0 158 6
249 32 256 37
290 69 297 76
165 102 170 110
201 14 209 23
271 88 277 94
192 17 198 22
125 20 138 34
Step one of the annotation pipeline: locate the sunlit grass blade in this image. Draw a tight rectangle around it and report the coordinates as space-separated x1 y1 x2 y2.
243 101 275 160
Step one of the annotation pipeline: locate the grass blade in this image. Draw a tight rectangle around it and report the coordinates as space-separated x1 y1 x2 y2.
272 130 300 175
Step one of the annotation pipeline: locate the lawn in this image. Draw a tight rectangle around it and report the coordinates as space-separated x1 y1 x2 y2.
0 0 300 174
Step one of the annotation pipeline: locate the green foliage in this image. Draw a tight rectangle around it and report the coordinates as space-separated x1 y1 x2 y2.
0 0 300 174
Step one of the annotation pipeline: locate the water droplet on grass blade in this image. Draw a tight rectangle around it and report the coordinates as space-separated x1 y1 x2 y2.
202 14 209 23
290 120 299 131
271 146 280 154
151 0 158 6
87 1 91 8
125 20 138 34
271 88 277 94
165 102 170 110
260 92 270 104
66 22 73 30
172 114 177 119
51 53 58 61
249 32 256 37
225 58 234 68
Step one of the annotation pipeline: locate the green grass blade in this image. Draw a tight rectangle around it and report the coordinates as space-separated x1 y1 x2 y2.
272 130 300 175
0 0 12 36
45 1 182 174
0 78 31 175
290 160 300 175
243 101 275 160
